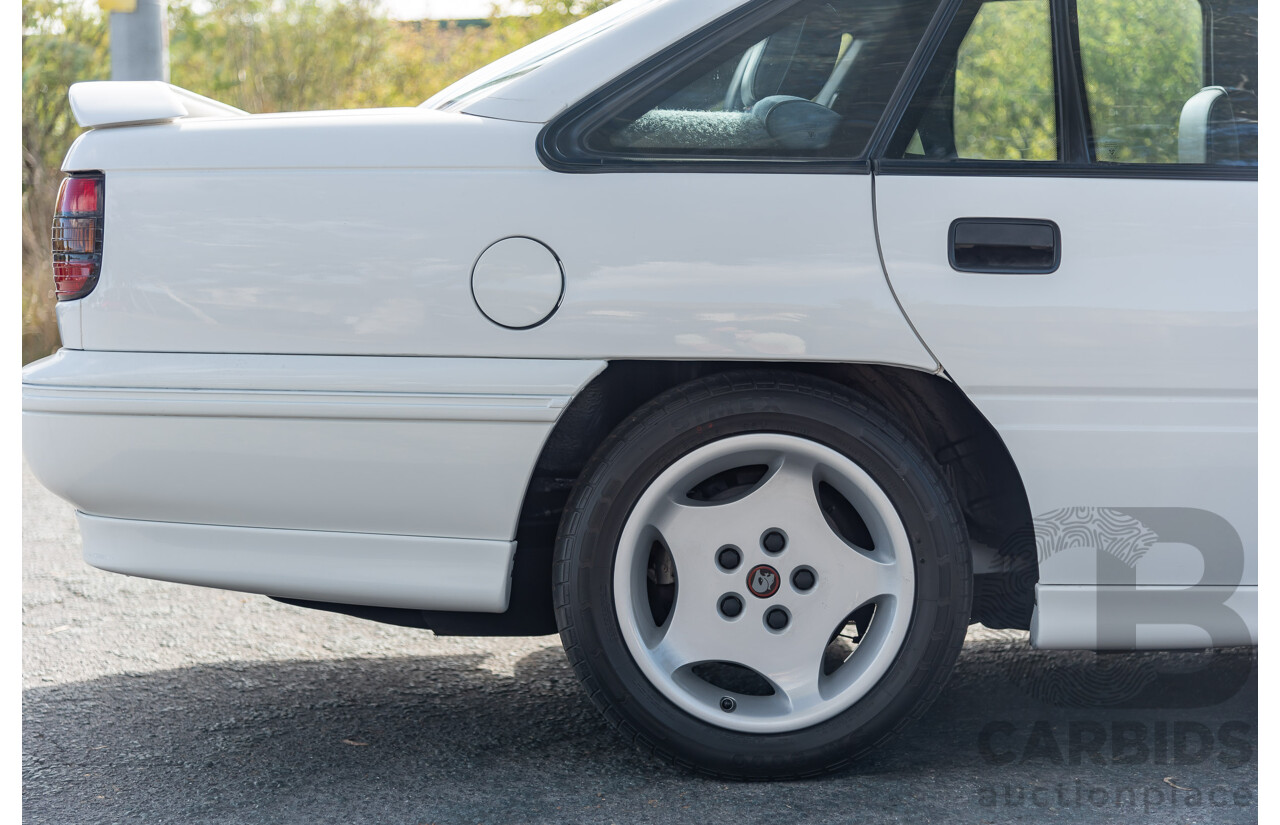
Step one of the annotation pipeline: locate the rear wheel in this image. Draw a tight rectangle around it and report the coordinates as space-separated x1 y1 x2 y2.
554 372 972 778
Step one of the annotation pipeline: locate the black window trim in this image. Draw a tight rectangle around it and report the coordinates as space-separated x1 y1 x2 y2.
873 158 1258 179
535 0 1256 181
1054 0 1090 163
863 0 965 158
871 0 1061 160
873 0 1257 180
536 0 956 174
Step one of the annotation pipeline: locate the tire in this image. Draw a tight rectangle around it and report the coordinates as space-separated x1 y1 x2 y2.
553 371 972 779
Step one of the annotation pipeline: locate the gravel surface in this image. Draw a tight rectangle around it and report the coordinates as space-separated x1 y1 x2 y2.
23 464 1258 824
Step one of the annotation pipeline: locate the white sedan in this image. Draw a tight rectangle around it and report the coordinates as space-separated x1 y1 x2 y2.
23 0 1257 778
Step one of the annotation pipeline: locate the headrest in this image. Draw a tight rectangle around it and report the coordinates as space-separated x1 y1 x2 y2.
1178 86 1258 165
748 10 847 104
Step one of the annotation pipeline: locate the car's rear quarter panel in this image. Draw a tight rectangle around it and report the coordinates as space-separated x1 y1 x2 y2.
66 112 933 366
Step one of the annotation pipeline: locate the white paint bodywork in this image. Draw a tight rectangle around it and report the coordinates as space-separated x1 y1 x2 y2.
54 302 81 349
1032 585 1257 650
23 351 604 609
470 236 566 329
63 110 929 366
69 81 247 128
875 175 1257 647
24 350 603 538
78 515 517 612
43 96 932 617
24 0 1256 649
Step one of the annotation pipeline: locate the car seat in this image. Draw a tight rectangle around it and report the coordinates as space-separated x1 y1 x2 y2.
1178 85 1259 165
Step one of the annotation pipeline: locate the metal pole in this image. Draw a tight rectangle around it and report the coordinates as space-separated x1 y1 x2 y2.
109 0 170 82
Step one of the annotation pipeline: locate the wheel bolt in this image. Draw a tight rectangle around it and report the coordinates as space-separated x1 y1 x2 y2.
719 595 743 618
766 607 789 630
717 546 741 571
763 530 786 553
720 697 737 713
792 568 816 591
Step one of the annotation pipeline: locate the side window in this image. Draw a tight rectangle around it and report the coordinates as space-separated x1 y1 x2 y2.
953 0 1056 160
573 0 940 162
1078 0 1256 166
1078 0 1203 163
892 0 1057 161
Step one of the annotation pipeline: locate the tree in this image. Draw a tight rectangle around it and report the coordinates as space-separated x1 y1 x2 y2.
22 0 109 364
167 0 389 114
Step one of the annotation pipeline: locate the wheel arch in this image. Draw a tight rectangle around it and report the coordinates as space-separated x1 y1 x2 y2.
502 360 1037 635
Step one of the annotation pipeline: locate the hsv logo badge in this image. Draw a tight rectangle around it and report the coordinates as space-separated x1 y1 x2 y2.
747 564 780 598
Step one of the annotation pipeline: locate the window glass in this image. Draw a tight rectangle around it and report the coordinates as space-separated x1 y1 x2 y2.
954 1 1056 159
1078 0 1256 166
582 0 940 161
892 0 1056 160
1078 0 1203 163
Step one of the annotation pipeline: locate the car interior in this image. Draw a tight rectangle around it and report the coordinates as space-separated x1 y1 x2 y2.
591 0 936 158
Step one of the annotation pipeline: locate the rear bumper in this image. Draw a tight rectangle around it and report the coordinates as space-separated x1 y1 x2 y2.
23 349 605 610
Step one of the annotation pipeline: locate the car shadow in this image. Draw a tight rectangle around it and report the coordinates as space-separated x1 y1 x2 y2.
23 639 1257 824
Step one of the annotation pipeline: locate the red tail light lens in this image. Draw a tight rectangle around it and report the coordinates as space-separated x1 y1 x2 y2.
59 177 100 214
51 173 105 301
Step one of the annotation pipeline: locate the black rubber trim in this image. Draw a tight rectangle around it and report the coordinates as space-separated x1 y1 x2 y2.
874 158 1256 180
536 0 923 175
866 0 964 159
1050 0 1087 164
537 155 874 175
269 597 558 636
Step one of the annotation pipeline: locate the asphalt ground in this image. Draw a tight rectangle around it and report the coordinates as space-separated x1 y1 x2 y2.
22 464 1258 824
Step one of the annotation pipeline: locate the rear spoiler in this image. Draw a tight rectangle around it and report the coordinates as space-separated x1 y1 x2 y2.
68 81 247 129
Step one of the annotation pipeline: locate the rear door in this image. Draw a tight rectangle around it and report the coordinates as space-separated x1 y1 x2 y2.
872 0 1257 623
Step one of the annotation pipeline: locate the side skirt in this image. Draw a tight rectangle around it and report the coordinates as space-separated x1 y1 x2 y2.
79 512 516 613
1031 583 1257 650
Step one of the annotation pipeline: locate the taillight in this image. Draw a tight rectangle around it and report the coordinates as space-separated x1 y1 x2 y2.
51 173 105 301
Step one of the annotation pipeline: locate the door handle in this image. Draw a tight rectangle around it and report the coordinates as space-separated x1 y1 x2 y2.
949 218 1060 274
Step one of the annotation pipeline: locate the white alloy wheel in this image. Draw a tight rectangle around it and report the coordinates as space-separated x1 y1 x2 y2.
613 433 915 733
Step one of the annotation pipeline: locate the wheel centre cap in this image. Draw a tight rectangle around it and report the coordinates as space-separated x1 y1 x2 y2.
747 564 781 598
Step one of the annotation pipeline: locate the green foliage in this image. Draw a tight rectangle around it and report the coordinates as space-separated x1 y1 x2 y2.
951 0 1204 163
22 0 109 364
1078 0 1203 163
954 0 1057 161
165 0 619 113
351 8 610 110
23 0 109 174
167 0 387 114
